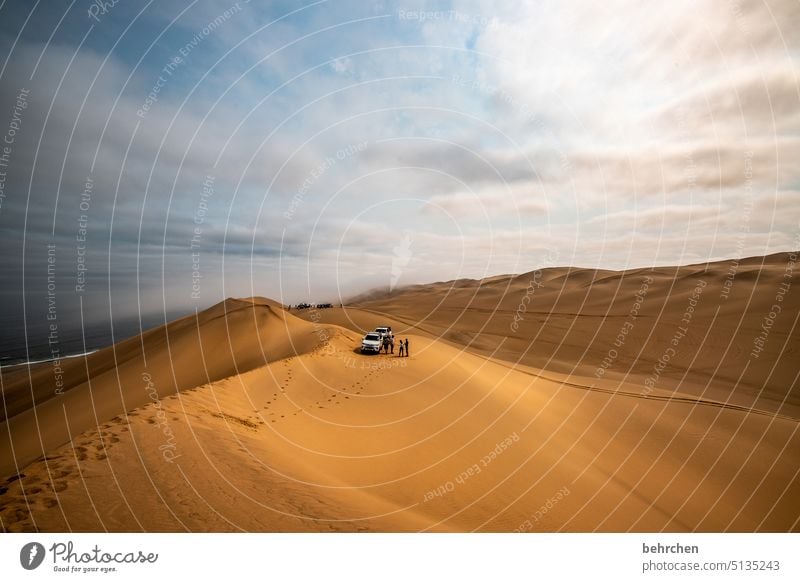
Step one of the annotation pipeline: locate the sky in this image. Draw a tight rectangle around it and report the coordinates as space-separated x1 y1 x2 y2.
0 0 798 343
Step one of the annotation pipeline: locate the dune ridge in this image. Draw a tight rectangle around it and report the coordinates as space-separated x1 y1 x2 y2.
0 297 325 477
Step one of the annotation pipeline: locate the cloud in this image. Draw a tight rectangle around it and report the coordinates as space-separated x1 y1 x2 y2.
427 181 550 218
330 56 354 74
0 0 797 339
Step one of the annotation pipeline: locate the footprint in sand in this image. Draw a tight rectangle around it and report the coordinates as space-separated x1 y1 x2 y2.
72 447 89 462
41 498 59 509
46 481 68 493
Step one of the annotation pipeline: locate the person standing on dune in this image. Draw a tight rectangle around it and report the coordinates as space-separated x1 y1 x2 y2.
398 340 404 357
404 338 409 357
390 334 395 354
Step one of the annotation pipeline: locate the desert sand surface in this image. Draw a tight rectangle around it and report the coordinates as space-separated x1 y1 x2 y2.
1 254 798 532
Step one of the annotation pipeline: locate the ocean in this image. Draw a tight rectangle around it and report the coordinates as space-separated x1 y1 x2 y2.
0 311 187 367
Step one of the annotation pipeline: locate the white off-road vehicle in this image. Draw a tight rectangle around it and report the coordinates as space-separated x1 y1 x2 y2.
361 332 382 353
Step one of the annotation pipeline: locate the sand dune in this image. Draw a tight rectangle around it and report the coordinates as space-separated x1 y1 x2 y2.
0 298 323 477
1 254 798 532
353 252 800 418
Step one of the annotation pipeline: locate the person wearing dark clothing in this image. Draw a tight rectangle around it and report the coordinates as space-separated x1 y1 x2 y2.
398 341 404 357
404 338 409 357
